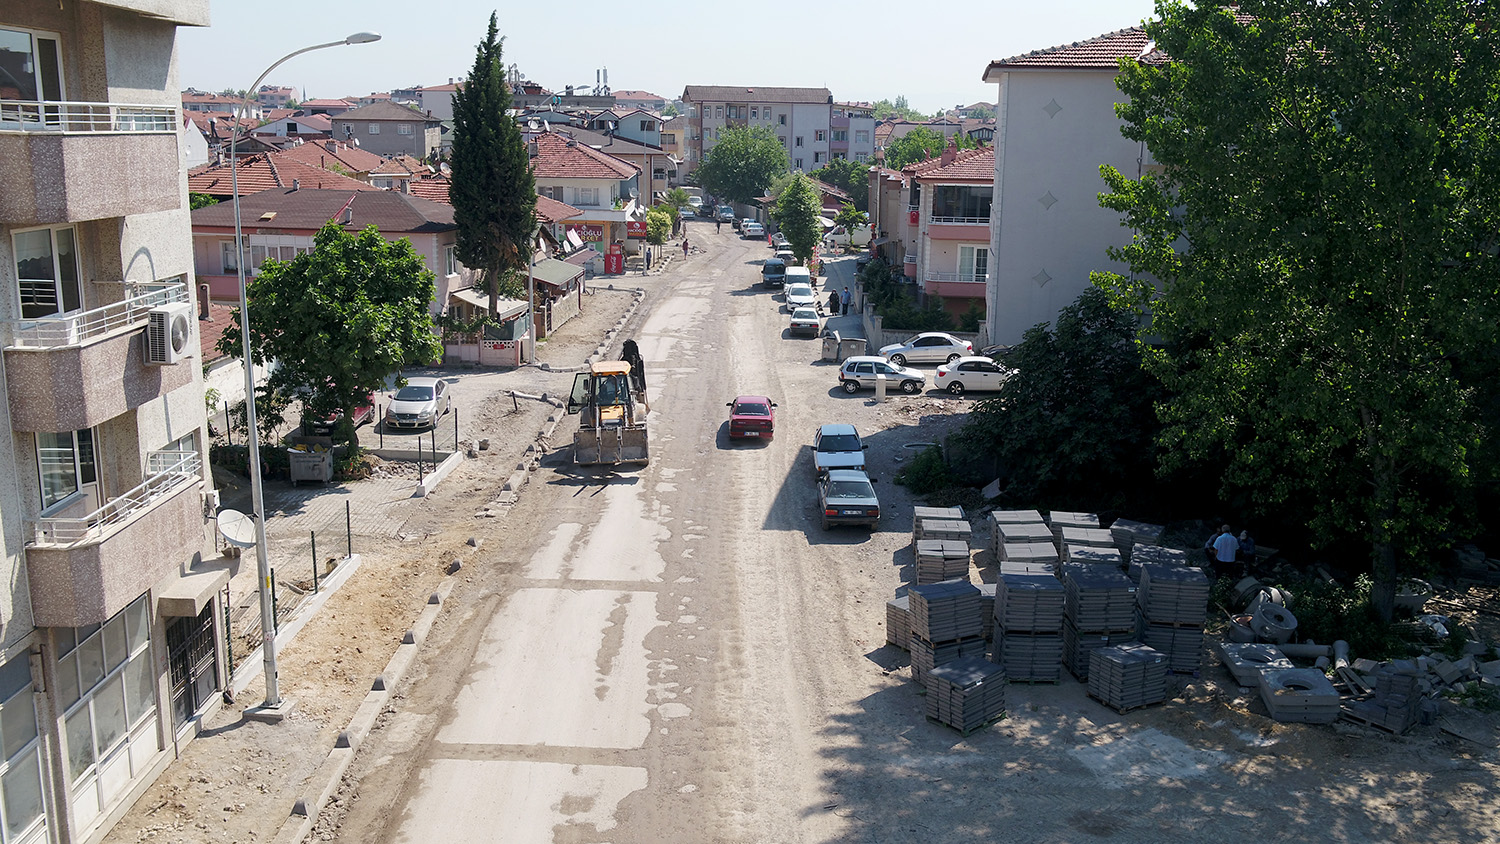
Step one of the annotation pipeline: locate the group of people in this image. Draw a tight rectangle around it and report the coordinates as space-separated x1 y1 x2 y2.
823 287 852 316
1205 524 1256 573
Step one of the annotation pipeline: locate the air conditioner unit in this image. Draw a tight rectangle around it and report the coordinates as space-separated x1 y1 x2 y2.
145 302 194 365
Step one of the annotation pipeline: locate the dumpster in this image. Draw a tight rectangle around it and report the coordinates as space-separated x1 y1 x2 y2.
821 330 841 362
838 337 867 361
288 450 332 485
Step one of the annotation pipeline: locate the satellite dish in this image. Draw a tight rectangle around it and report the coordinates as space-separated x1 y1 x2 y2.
217 508 258 548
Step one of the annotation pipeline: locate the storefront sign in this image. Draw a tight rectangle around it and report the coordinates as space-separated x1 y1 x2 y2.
567 223 605 243
626 220 648 239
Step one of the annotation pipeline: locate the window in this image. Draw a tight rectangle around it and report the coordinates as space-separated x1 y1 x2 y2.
574 187 599 206
37 429 96 510
855 130 870 143
397 123 413 135
751 107 758 119
445 246 458 276
220 241 239 273
855 152 868 163
653 168 666 180
795 136 803 147
367 123 380 134
640 119 652 131
959 245 990 283
286 122 296 134
832 130 847 142
0 650 44 843
795 158 804 170
715 105 723 118
931 185 994 220
662 133 675 145
687 105 697 118
13 226 80 319
0 26 63 108
778 113 787 126
814 152 824 164
816 130 826 142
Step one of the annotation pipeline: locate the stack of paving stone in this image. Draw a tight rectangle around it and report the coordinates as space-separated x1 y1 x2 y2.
1259 668 1340 724
1064 545 1124 570
1057 526 1116 556
1047 511 1101 546
1342 665 1421 733
886 595 911 650
1088 642 1169 712
999 560 1055 576
1135 564 1211 673
989 509 1044 530
1109 519 1166 564
994 571 1065 682
925 656 1008 734
915 539 971 584
1128 544 1191 583
908 580 985 686
977 583 996 641
1061 564 1138 681
917 518 972 544
913 506 965 541
994 521 1055 560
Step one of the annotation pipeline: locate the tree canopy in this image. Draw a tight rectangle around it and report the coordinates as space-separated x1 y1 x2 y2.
218 221 443 441
450 12 536 316
873 96 928 123
773 173 822 265
1095 0 1500 620
884 128 975 170
695 125 788 204
810 158 870 212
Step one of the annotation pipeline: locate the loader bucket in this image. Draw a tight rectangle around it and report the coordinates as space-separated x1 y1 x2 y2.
574 429 602 465
620 427 650 463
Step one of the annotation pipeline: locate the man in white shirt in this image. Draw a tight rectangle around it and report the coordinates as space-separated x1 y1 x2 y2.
1211 524 1239 570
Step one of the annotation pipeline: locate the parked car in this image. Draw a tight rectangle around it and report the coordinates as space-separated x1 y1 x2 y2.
679 205 697 218
838 356 926 394
688 195 704 209
726 395 777 440
879 332 974 366
813 423 867 476
789 307 822 336
934 356 1011 395
302 392 375 436
784 266 813 290
717 205 735 222
762 257 787 287
784 282 818 312
824 223 873 250
818 469 880 530
743 221 765 239
771 232 790 249
774 246 796 264
384 377 450 429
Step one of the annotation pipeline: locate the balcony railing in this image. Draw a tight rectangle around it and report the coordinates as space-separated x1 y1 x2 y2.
925 272 988 284
0 100 178 134
929 215 990 225
903 252 918 264
7 282 189 349
30 450 201 546
906 205 920 213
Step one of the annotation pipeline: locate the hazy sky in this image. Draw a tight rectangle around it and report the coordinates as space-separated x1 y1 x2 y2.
180 1 1160 113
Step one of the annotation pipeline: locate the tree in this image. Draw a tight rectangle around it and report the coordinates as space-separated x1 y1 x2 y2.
873 96 927 123
695 125 787 204
664 187 692 211
450 12 537 316
645 206 672 245
218 221 443 447
773 173 821 265
810 158 870 212
954 288 1161 508
884 127 975 170
833 203 867 230
1095 0 1500 621
189 193 218 210
661 103 680 117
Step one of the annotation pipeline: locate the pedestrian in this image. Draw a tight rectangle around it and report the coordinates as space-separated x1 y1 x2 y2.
827 289 839 315
1237 530 1256 566
1208 523 1238 572
682 238 690 256
840 286 851 316
645 248 652 272
716 218 722 233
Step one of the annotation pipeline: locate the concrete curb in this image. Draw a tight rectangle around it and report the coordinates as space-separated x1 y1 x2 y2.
272 580 456 844
230 553 365 696
415 450 464 497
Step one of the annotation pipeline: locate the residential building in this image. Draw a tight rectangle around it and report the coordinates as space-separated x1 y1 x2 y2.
510 84 614 110
331 101 440 159
413 81 460 123
180 115 210 169
681 86 834 173
659 114 685 160
249 112 333 144
831 102 876 163
255 85 296 109
273 138 387 180
1 5 231 844
298 98 354 116
545 126 672 201
910 144 994 320
182 90 257 119
353 92 393 108
601 109 662 148
981 26 1160 345
528 131 643 261
187 152 380 200
612 90 667 112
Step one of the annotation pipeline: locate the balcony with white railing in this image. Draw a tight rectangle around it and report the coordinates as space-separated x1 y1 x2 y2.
0 99 183 225
923 271 988 299
3 281 196 433
26 449 206 627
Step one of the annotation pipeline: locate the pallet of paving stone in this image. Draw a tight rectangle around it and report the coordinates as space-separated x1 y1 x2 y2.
995 572 1065 632
998 541 1060 565
1056 526 1116 553
917 518 973 544
1062 621 1136 681
908 580 984 643
1137 618 1205 673
1136 564 1211 625
1339 666 1421 734
977 583 995 641
1340 699 1415 735
1088 643 1169 711
910 635 986 687
992 628 1065 682
1109 519 1165 558
914 539 972 584
886 595 911 650
989 509 1044 526
995 522 1053 548
914 505 965 530
1216 642 1292 687
925 656 1008 733
1064 545 1124 571
1128 544 1191 582
1048 511 1101 546
1258 668 1340 724
1062 564 1137 631
999 561 1056 578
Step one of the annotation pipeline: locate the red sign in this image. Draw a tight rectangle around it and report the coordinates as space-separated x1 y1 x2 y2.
607 242 623 255
567 223 605 243
626 220 648 239
909 210 919 225
604 253 624 275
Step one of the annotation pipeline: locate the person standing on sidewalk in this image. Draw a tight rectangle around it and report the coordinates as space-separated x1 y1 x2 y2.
715 218 722 233
840 287 851 316
682 238 690 256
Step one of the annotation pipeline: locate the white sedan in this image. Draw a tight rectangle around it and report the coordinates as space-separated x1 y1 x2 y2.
789 307 822 337
879 332 974 366
784 282 818 312
934 356 1011 395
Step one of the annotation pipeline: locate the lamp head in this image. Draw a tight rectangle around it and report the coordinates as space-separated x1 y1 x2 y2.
345 32 381 45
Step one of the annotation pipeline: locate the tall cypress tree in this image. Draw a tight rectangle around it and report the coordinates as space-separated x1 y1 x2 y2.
450 12 536 316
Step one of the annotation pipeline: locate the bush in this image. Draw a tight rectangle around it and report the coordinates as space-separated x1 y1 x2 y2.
895 446 956 494
1264 574 1408 659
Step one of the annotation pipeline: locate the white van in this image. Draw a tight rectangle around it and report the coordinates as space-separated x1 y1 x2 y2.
784 266 812 288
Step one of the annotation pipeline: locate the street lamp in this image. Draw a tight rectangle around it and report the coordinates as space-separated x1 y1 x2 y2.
230 32 381 719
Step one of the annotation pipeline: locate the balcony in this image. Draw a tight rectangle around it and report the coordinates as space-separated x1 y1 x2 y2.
0 100 182 225
928 215 993 240
4 282 195 433
923 271 988 299
26 451 205 627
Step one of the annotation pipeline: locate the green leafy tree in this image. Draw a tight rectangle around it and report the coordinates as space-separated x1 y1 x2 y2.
450 12 537 316
955 288 1160 507
662 103 680 117
773 173 821 265
664 187 692 211
833 203 867 230
218 221 442 447
873 96 927 122
189 193 218 210
885 127 967 169
696 125 787 204
645 206 672 245
810 158 870 212
1095 0 1500 620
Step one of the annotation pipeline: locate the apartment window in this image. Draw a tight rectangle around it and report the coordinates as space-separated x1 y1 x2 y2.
397 123 413 135
539 186 560 200
286 122 296 134
687 105 697 117
220 241 240 273
959 245 990 283
0 650 45 843
640 119 652 131
795 136 803 147
0 26 63 107
653 168 666 180
368 123 380 134
815 130 826 142
778 113 787 126
445 245 459 276
855 130 870 143
715 105 723 118
855 152 868 163
662 133 676 145
795 158 804 170
574 187 599 206
814 152 824 164
37 429 96 511
832 130 847 142
13 226 80 319
751 107 758 119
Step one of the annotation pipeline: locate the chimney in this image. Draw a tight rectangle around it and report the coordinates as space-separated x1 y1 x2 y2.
343 206 354 225
197 284 211 320
291 178 300 191
939 139 958 167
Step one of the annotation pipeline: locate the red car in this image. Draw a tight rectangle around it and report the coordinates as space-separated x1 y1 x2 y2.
726 395 777 440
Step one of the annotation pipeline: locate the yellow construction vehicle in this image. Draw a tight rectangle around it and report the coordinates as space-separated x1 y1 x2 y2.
565 361 650 465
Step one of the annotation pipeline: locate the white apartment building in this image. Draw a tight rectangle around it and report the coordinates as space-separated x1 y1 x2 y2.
681 86 835 174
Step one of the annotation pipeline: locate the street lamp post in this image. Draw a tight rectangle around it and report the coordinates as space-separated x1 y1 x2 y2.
231 32 380 719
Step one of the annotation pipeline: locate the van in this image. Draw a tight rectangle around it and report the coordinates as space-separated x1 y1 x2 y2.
784 266 812 289
716 205 735 222
762 257 787 287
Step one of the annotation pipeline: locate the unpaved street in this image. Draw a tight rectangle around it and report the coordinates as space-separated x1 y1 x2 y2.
321 223 1500 844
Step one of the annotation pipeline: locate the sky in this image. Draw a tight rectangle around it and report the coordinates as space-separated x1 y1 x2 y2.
179 1 1160 113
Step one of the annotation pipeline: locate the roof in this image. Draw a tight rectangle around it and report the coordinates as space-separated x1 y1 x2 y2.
256 113 332 132
536 194 583 223
530 131 639 180
531 257 586 287
188 153 379 197
556 126 665 156
449 288 528 319
199 302 236 364
275 139 387 173
335 100 439 123
915 147 996 183
682 85 832 104
415 83 460 92
983 26 1165 76
406 176 452 204
371 154 433 177
191 187 456 233
182 92 240 105
811 179 852 202
300 98 355 108
613 89 665 101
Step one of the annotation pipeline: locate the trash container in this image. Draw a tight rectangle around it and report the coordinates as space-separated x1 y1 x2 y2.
288 450 332 485
838 337 867 361
821 330 841 362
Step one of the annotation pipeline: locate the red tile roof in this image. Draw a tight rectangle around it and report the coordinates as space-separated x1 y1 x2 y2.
371 154 433 177
682 85 832 104
984 26 1165 74
191 187 455 233
199 302 236 363
536 194 583 223
274 139 387 173
915 147 995 183
530 131 638 180
405 177 451 204
188 153 379 197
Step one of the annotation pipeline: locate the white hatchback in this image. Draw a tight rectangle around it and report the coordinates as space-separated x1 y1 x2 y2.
784 282 818 312
934 356 1011 395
